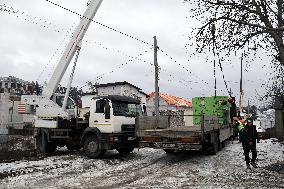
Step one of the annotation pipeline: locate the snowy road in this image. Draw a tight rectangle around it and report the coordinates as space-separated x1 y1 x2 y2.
0 139 283 189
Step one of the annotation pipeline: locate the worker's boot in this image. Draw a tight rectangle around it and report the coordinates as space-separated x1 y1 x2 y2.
251 162 257 168
246 163 251 170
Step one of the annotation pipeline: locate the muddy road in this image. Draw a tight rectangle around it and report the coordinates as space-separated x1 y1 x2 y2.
0 139 283 189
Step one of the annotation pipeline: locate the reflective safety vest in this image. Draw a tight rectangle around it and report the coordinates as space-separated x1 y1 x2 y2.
237 121 245 132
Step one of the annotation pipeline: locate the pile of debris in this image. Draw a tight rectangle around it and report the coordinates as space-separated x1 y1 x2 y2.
0 135 37 162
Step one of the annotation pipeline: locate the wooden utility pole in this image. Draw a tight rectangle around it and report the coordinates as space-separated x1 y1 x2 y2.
214 59 217 97
154 36 159 116
247 99 250 114
239 53 244 115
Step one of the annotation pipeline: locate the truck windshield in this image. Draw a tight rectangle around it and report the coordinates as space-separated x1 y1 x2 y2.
112 101 142 117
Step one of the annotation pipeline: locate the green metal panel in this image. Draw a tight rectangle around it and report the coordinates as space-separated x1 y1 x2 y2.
193 96 231 125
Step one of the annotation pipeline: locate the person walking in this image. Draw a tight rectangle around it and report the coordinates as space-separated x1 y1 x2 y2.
232 117 245 142
239 118 260 169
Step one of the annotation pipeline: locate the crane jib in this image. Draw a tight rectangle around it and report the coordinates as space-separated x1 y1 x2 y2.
41 0 103 98
66 25 84 59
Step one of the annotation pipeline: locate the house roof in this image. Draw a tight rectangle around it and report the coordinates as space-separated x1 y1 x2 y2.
148 92 192 108
94 81 148 96
94 81 141 90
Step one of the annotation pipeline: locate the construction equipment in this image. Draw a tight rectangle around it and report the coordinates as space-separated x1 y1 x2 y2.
19 0 140 158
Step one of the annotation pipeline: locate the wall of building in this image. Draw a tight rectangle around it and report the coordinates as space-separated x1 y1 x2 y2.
275 110 284 139
0 93 9 134
97 86 122 97
0 93 9 125
0 93 24 134
184 109 193 126
0 76 35 95
146 97 192 120
137 92 147 106
96 84 147 105
81 95 96 108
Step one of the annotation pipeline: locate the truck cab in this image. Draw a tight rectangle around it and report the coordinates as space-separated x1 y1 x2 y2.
82 95 142 158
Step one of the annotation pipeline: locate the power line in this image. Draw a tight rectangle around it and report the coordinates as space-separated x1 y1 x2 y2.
44 0 152 47
44 0 209 86
3 1 211 89
218 59 230 95
159 49 209 85
38 22 78 82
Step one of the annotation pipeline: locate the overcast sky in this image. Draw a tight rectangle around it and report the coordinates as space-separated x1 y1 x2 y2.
0 0 274 107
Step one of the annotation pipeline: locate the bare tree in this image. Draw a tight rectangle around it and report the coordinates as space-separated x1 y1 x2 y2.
187 0 284 65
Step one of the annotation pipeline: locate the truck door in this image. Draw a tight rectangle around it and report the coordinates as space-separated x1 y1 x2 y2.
91 99 113 132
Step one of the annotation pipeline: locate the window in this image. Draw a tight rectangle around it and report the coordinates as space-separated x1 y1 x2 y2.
96 99 106 113
112 101 142 117
55 96 75 109
66 97 75 109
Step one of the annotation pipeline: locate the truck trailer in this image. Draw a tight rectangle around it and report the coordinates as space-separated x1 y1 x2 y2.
136 96 236 154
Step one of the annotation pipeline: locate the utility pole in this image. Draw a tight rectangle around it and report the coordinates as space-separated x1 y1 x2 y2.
247 99 250 115
214 59 217 97
154 36 159 116
239 53 244 115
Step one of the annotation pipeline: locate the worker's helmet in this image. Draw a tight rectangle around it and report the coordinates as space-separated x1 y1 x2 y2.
239 119 245 124
246 118 253 125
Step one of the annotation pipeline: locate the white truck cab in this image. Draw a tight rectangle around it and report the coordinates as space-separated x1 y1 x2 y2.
82 95 141 158
90 95 141 133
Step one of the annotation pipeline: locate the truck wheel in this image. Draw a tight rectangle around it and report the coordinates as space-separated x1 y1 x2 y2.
36 133 47 153
66 144 81 151
210 134 219 155
83 135 105 158
218 140 222 151
116 147 134 155
163 149 175 154
46 143 57 153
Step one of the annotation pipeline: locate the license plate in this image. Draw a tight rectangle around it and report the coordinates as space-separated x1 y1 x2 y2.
162 143 175 148
128 137 136 141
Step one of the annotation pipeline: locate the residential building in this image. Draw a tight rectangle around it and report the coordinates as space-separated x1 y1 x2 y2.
146 92 193 125
0 76 36 134
81 81 148 108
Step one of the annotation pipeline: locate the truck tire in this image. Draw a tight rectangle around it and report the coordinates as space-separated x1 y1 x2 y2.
83 135 105 158
116 147 134 155
46 142 57 153
36 133 47 153
163 149 175 154
209 133 218 155
66 144 81 151
36 132 57 154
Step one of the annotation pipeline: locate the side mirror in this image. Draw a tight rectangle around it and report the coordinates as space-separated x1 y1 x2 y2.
104 101 111 119
143 105 147 115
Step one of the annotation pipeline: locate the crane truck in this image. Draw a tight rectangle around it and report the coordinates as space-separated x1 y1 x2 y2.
19 0 140 158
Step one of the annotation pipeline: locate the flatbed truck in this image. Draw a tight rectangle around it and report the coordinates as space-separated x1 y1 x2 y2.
136 96 236 154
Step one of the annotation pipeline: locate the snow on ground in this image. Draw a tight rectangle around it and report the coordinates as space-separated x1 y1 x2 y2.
0 139 283 189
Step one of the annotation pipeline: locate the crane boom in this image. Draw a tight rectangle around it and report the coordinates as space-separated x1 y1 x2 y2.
42 0 103 98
